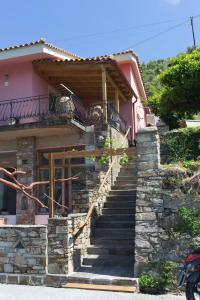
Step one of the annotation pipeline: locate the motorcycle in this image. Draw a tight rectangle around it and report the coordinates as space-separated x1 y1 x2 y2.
177 248 200 299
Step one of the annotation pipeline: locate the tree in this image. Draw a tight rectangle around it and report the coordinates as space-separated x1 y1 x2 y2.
0 167 78 210
147 47 200 128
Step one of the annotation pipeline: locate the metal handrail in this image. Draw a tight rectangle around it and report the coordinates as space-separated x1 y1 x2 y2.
107 102 127 134
0 94 128 136
0 94 91 125
72 126 131 237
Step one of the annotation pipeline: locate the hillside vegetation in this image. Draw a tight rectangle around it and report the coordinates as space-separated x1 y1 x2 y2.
141 47 200 128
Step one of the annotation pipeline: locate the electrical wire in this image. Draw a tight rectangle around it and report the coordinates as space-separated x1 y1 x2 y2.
127 20 189 49
52 14 200 44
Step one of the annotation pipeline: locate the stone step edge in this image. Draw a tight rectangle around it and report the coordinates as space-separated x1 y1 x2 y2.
45 273 139 289
67 272 138 287
62 282 136 293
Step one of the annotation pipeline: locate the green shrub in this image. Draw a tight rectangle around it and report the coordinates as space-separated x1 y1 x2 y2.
161 127 200 164
177 207 200 236
182 160 200 171
139 273 165 294
139 260 178 294
160 261 178 287
119 153 129 165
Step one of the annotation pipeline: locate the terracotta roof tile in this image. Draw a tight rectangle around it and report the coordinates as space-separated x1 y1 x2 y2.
0 38 80 59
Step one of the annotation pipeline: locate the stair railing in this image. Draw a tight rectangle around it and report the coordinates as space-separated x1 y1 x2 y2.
72 126 131 237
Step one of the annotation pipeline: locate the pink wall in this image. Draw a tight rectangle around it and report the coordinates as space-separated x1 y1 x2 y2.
0 60 48 102
0 60 49 124
117 62 146 140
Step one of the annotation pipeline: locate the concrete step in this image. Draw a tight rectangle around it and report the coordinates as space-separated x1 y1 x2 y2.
106 195 136 201
94 228 134 239
116 174 137 182
98 214 134 222
96 220 134 228
102 208 135 215
63 282 136 293
119 169 136 176
82 254 133 267
104 201 135 208
109 190 136 196
87 245 134 256
66 271 138 289
91 239 134 247
114 177 137 185
111 184 137 190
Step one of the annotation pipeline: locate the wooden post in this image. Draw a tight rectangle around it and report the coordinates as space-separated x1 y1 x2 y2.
101 65 108 124
115 88 120 112
49 152 55 218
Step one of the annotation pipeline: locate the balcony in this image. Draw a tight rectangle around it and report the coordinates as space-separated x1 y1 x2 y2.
0 94 127 134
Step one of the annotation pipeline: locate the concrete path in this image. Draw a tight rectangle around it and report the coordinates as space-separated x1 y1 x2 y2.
0 284 185 300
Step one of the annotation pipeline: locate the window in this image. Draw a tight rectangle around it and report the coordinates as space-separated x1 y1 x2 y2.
37 146 85 215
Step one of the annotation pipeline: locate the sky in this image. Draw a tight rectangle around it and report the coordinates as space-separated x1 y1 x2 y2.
0 0 200 62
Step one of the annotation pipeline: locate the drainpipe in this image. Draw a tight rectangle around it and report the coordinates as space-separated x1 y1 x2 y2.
132 97 138 145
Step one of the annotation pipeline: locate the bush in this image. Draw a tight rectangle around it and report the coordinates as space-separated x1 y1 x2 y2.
182 160 200 171
161 127 200 164
177 207 200 236
139 273 165 294
160 261 178 287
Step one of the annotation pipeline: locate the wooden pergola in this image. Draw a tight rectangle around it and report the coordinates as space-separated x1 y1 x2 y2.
33 58 135 123
45 146 136 218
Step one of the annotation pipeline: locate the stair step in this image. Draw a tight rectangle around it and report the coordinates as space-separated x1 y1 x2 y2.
96 221 134 228
104 201 135 208
102 208 135 214
106 195 136 201
98 214 134 222
63 282 136 293
119 169 136 175
112 184 137 190
94 228 134 239
82 254 133 267
66 271 138 288
91 238 134 246
87 245 134 256
109 190 136 196
115 179 137 184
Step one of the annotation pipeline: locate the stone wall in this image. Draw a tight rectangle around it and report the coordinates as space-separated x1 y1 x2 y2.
0 214 93 286
135 127 162 275
47 214 93 275
16 137 36 225
135 126 200 276
0 225 47 285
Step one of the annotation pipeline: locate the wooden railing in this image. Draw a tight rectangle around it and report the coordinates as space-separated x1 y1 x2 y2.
72 127 131 237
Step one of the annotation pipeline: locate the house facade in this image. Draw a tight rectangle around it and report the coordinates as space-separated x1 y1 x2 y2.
0 39 147 225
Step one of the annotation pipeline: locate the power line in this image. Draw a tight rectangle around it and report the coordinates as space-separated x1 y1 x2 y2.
126 20 190 49
52 16 193 43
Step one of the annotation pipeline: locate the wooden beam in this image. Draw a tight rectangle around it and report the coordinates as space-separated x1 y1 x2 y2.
44 147 136 160
62 283 136 293
34 64 101 72
115 88 120 112
49 153 55 218
101 65 108 124
106 72 128 102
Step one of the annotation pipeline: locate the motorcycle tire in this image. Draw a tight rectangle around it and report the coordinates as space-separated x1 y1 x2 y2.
186 282 200 300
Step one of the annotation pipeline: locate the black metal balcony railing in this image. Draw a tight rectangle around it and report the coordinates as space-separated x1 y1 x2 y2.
107 102 127 134
0 95 127 134
0 94 91 126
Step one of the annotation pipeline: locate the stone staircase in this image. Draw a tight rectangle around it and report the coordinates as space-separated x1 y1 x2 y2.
67 155 137 289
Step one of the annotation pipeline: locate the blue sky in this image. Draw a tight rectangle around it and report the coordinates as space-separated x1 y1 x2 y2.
0 0 200 62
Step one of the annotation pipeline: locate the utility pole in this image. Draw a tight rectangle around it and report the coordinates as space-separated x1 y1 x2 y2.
190 16 196 47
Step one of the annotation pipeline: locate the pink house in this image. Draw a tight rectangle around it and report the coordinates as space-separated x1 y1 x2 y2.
0 39 147 225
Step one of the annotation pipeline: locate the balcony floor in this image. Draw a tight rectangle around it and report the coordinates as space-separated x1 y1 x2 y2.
0 119 92 140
